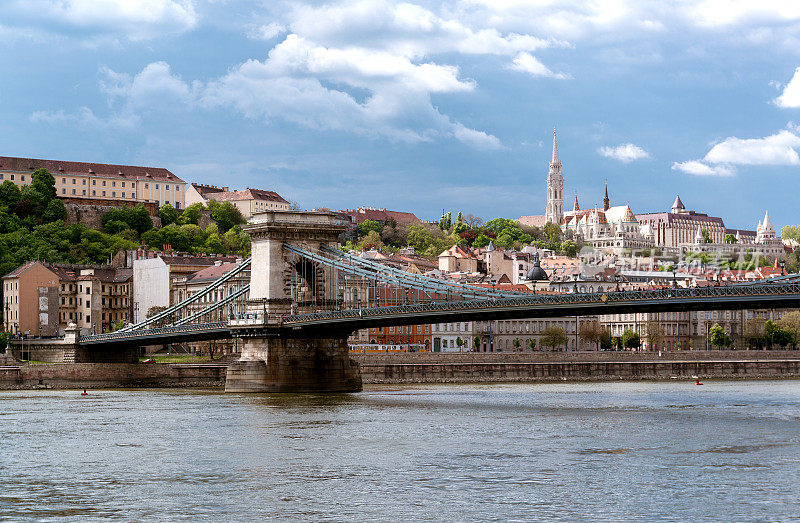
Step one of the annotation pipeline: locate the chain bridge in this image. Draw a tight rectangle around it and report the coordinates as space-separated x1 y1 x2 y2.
72 211 800 393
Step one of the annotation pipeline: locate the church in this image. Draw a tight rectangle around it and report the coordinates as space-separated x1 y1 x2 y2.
519 130 784 260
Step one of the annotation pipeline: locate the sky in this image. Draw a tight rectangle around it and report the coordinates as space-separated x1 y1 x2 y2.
1 1 800 231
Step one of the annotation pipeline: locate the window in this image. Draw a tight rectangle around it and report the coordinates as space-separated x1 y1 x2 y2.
82 190 86 195
112 181 116 187
155 184 159 189
102 191 106 196
62 178 66 183
83 179 86 185
145 183 149 189
131 182 135 188
112 192 115 197
165 185 170 190
86 315 90 323
121 192 124 198
102 180 106 186
72 189 76 195
92 190 96 196
62 189 66 194
10 174 13 180
72 179 76 184
92 179 96 185
21 175 25 181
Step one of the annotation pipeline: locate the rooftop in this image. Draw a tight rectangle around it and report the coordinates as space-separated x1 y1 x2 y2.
0 156 183 183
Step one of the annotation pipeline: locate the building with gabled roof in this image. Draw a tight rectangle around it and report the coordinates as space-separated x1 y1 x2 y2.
0 155 186 210
185 183 291 218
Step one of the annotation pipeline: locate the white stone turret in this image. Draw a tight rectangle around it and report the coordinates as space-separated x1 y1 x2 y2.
756 210 775 242
545 129 564 225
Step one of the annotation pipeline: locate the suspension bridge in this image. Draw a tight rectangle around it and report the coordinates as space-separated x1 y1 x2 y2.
61 211 800 392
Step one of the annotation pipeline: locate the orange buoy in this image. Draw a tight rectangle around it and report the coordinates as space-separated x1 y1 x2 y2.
80 389 88 396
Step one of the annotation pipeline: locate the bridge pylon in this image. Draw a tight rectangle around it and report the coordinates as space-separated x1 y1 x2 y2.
225 210 362 393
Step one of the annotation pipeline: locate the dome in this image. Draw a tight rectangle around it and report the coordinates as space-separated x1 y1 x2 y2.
525 252 549 281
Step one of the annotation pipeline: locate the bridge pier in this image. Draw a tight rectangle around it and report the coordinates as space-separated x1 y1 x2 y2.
225 335 362 393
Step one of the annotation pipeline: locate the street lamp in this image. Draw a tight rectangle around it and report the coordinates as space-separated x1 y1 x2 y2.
779 259 786 276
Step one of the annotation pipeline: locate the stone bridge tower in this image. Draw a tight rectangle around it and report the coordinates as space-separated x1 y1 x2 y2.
226 210 362 393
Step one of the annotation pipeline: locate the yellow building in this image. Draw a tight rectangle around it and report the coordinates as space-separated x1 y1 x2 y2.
0 156 186 209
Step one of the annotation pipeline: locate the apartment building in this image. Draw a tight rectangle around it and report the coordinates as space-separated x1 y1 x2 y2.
2 261 132 336
185 184 290 218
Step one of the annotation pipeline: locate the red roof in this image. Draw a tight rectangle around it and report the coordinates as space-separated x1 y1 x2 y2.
187 262 251 283
207 188 289 204
0 156 183 183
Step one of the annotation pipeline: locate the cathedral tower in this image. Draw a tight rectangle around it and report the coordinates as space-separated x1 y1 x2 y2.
545 129 564 224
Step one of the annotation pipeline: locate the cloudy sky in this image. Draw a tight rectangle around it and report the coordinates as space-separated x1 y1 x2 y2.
1 0 800 230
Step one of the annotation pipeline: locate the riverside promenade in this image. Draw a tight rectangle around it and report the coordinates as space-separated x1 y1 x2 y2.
1 351 800 389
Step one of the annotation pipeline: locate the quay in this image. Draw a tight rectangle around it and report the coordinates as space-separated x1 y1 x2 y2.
2 351 800 389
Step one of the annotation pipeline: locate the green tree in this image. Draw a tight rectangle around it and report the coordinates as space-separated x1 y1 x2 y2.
744 318 765 350
42 199 67 223
543 222 562 243
30 168 57 202
599 329 613 351
439 211 452 231
205 232 224 253
472 233 491 248
724 233 738 244
180 203 204 225
357 219 384 237
560 240 578 257
540 326 567 351
765 320 792 349
701 228 712 243
777 311 800 349
622 329 641 350
159 203 179 226
207 200 245 232
709 323 732 349
513 338 521 351
456 337 464 350
128 204 153 235
473 335 481 352
781 225 800 243
528 338 536 350
0 181 21 208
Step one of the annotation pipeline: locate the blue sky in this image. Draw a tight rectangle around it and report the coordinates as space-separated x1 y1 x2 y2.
1 1 799 231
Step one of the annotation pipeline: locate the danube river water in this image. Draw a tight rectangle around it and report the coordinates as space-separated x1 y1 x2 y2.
2 381 800 520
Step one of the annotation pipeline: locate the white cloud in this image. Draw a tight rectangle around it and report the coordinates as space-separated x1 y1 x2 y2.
704 129 800 165
27 0 198 40
671 160 734 176
248 22 285 40
99 62 194 113
775 66 800 108
509 52 569 79
672 127 800 176
598 143 651 162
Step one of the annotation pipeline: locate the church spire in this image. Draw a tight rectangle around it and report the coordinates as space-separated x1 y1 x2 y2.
573 194 580 211
551 129 560 165
603 180 610 211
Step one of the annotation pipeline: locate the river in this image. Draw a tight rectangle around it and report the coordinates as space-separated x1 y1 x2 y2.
2 381 800 520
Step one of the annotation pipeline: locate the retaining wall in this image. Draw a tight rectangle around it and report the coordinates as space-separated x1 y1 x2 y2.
0 363 226 389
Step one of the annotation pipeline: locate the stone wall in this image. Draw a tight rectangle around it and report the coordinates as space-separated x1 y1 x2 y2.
352 351 800 384
0 363 226 389
65 202 162 230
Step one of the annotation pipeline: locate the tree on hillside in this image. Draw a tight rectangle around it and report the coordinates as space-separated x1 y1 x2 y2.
540 326 567 351
159 203 179 226
781 225 800 243
30 168 57 202
207 201 245 233
0 181 21 209
543 222 562 243
724 233 738 244
701 228 713 243
180 203 204 225
357 219 384 237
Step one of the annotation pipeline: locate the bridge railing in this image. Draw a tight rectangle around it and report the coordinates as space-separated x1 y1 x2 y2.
81 322 228 343
280 282 800 325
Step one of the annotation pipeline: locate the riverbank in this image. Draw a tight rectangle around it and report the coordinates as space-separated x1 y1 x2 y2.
2 351 800 389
